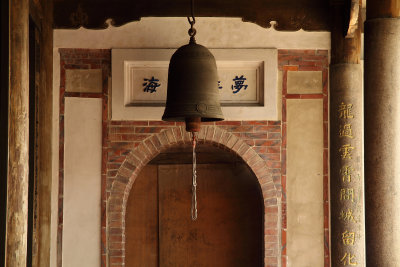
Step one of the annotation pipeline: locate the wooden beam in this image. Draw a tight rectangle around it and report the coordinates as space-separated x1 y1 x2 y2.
53 0 330 31
6 0 30 266
367 0 400 19
0 0 10 264
330 2 362 64
346 0 361 37
25 0 54 266
30 0 54 266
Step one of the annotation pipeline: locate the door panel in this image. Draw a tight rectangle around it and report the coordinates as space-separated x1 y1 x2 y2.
126 165 159 267
158 164 263 267
126 163 263 267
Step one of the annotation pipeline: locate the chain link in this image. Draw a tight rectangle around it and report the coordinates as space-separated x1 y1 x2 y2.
191 132 198 221
187 0 197 42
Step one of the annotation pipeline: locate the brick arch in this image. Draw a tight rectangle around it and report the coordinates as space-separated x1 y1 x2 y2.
106 125 280 266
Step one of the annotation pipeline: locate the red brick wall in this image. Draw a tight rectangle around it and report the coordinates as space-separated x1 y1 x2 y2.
278 49 329 267
57 48 329 267
105 121 282 267
58 49 110 267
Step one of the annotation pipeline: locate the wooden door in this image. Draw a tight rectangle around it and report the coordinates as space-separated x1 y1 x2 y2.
126 165 159 267
126 163 263 267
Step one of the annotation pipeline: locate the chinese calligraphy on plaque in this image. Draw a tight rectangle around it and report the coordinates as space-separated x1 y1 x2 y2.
143 76 161 93
115 48 272 108
231 75 248 94
217 75 249 95
218 81 223 90
142 74 251 95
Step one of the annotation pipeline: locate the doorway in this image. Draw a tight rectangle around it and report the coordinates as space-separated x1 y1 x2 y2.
125 144 264 267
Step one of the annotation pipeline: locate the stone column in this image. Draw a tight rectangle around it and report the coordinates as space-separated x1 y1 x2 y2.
6 0 29 266
364 0 400 265
330 2 365 266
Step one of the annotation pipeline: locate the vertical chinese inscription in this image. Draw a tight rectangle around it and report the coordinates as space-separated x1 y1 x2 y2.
330 61 364 267
336 101 361 266
338 102 354 119
341 253 358 266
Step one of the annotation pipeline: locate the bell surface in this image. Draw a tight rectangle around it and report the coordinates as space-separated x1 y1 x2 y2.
162 42 224 122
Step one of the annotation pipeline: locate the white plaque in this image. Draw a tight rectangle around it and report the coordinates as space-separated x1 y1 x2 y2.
112 48 278 120
123 60 263 106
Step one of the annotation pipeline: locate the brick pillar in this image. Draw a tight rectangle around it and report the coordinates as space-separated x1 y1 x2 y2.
330 1 365 266
364 0 400 265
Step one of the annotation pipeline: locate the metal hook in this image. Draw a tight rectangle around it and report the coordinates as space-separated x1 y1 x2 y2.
187 16 195 26
187 0 195 28
190 0 196 24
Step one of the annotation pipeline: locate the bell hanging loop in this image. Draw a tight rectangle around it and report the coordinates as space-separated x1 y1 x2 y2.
187 18 197 44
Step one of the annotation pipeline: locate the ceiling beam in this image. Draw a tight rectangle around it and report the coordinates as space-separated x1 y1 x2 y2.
53 0 330 31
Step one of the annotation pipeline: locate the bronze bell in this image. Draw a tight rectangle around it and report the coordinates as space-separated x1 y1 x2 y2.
162 21 224 132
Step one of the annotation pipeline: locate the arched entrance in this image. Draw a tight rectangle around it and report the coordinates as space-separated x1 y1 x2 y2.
125 144 264 266
106 126 279 266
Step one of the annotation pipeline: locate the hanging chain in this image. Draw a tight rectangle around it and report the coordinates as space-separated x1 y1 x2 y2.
187 0 197 43
191 131 198 221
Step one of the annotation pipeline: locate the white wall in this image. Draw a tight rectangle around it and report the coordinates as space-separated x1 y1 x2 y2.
63 98 102 267
52 17 330 267
287 99 324 267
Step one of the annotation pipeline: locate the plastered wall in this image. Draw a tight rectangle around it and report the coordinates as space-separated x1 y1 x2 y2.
52 17 330 267
63 98 102 267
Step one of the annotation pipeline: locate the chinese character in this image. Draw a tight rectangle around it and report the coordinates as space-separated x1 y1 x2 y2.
339 144 355 159
342 231 355 246
340 252 357 265
341 165 354 183
218 81 223 90
340 209 357 223
231 75 248 94
143 76 160 93
338 102 354 119
339 124 354 138
340 188 354 202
